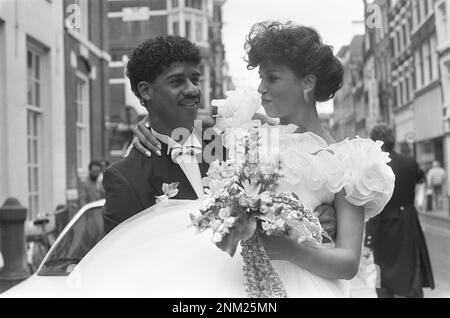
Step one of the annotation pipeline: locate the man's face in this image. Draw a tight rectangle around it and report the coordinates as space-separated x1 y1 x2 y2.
89 165 102 181
150 62 202 134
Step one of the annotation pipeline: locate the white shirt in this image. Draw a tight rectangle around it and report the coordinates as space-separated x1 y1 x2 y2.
151 128 204 199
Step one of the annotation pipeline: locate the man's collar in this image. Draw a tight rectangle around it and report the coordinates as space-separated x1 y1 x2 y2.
151 128 202 155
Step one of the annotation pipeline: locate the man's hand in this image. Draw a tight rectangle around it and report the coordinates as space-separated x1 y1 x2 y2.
314 203 337 242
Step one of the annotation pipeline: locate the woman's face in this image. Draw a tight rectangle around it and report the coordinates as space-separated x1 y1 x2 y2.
257 62 303 118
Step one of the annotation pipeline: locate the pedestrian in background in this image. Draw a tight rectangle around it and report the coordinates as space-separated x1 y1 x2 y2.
426 161 447 210
96 160 111 192
78 160 105 208
365 124 434 298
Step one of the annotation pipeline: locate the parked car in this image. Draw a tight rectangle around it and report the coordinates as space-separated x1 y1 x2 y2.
2 200 105 297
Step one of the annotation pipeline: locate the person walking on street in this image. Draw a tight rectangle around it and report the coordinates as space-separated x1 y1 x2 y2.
78 160 105 208
426 161 447 210
365 124 434 298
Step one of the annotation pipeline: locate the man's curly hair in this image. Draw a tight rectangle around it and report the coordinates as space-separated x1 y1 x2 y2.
126 36 201 101
370 124 395 152
245 21 343 102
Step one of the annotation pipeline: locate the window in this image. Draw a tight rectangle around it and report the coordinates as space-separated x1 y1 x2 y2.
423 41 431 83
438 2 448 41
408 73 414 100
412 0 419 29
402 23 408 47
415 49 424 88
430 36 439 81
399 80 404 105
423 0 429 17
185 0 202 10
390 37 396 56
415 0 422 26
38 205 105 276
74 0 89 39
172 0 179 8
185 20 192 40
404 76 410 102
172 21 179 36
195 21 203 42
26 47 43 219
396 84 401 107
76 73 90 175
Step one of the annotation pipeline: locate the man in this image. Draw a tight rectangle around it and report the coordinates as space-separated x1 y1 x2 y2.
102 36 337 240
366 124 434 298
102 36 208 234
426 161 446 210
79 160 105 208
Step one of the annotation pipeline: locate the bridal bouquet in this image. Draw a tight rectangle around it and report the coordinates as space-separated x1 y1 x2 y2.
191 126 330 298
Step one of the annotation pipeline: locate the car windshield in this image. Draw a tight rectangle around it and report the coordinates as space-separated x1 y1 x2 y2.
38 205 105 276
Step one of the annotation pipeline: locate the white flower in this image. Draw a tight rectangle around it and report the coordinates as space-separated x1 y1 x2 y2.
262 221 272 232
223 217 236 227
155 195 169 204
162 182 179 197
211 87 262 131
241 180 261 197
274 219 285 228
211 232 223 243
210 220 222 232
218 207 231 219
156 182 179 203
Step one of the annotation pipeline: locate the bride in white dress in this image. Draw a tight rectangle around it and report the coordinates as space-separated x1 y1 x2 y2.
70 22 395 297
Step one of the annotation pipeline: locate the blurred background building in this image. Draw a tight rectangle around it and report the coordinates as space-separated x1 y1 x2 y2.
0 0 67 220
63 0 110 209
333 0 449 176
332 35 364 141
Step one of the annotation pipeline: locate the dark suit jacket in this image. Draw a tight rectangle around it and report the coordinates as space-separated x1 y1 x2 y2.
365 151 434 293
102 143 210 234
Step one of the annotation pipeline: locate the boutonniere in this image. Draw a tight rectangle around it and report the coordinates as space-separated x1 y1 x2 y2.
155 182 179 204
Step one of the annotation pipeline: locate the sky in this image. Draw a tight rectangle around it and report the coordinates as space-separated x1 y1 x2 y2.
221 0 366 114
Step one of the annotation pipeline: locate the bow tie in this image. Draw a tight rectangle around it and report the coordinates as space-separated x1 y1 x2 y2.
169 145 203 163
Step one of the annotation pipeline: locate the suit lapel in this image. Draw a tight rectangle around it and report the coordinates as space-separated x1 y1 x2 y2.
149 143 197 200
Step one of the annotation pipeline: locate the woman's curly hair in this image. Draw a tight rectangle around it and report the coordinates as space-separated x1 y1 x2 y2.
245 21 344 102
126 36 201 100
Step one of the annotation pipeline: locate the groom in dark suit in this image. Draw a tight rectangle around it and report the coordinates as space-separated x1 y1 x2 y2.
102 36 221 234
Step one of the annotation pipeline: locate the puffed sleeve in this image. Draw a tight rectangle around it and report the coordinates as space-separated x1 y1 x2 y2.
328 137 395 221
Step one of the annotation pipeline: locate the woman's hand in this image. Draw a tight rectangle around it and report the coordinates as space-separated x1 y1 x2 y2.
131 116 162 158
260 234 296 261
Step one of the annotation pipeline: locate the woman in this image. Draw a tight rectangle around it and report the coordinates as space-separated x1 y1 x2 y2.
73 22 394 297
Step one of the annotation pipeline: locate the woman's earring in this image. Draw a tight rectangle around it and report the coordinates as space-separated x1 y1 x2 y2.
303 89 310 104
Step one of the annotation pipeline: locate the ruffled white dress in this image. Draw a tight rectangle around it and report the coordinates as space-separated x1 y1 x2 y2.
70 127 395 298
